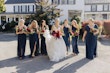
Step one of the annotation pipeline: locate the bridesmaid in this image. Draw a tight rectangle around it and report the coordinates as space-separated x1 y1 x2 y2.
62 19 70 54
70 20 79 55
28 20 40 58
16 19 27 60
40 20 48 55
82 18 99 60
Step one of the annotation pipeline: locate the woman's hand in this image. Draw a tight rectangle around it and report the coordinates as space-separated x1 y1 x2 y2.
82 37 85 42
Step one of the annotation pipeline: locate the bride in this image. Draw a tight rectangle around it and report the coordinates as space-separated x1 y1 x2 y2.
43 18 67 62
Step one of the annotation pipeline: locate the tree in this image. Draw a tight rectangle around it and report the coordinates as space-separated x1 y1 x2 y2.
0 0 5 13
30 0 62 26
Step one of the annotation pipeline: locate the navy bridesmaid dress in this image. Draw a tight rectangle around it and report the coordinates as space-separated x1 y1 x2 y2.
17 30 26 59
63 26 70 51
41 26 47 55
85 25 98 59
35 39 40 56
29 28 39 57
71 26 79 54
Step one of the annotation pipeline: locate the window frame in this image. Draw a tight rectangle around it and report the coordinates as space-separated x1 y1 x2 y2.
91 5 97 12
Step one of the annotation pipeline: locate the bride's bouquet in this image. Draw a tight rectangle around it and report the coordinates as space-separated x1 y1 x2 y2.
41 30 45 33
52 31 61 39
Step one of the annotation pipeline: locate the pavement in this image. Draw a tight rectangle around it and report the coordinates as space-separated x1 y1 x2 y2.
0 33 110 73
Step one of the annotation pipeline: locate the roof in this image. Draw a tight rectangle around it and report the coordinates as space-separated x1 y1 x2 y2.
0 12 35 15
85 0 110 4
5 0 36 4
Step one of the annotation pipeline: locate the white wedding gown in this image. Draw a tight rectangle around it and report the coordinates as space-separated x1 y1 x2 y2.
43 29 67 62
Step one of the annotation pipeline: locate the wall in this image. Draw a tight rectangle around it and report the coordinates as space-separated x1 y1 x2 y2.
56 0 84 21
5 3 35 13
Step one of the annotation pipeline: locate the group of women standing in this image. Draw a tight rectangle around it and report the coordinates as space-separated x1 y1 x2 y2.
16 19 48 60
16 18 99 61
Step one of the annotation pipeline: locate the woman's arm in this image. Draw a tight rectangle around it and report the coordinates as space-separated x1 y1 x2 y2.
90 25 99 35
16 26 22 34
69 25 74 36
73 24 79 30
45 25 49 30
50 25 54 33
60 25 64 36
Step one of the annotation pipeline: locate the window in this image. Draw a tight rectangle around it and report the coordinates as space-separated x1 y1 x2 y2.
61 0 67 4
21 6 22 12
33 5 34 12
91 5 97 11
14 6 19 12
52 0 59 4
13 6 15 12
25 5 27 12
28 5 29 12
29 5 34 12
22 5 26 12
103 14 107 19
19 6 21 12
103 4 109 11
68 0 75 4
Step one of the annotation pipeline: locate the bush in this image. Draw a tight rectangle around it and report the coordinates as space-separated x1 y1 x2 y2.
10 21 17 28
2 21 17 32
4 22 11 31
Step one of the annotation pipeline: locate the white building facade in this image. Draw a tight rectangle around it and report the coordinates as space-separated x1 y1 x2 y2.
0 0 85 25
84 0 110 20
1 0 110 25
0 0 36 25
52 0 84 21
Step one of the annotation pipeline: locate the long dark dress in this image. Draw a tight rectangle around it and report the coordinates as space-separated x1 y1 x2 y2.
41 26 47 55
71 26 79 54
29 28 39 57
63 26 70 51
17 27 26 59
85 25 98 59
35 39 40 56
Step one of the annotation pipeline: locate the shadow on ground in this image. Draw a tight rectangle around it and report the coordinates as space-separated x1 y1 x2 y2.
0 33 17 42
0 56 54 73
53 58 90 73
0 55 90 73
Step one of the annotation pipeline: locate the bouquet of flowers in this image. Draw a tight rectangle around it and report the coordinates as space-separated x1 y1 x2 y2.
90 27 98 36
22 27 27 32
16 27 23 32
17 28 22 32
90 28 97 33
41 30 45 33
27 27 31 32
72 30 79 37
52 31 61 39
